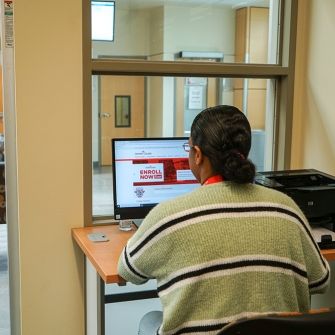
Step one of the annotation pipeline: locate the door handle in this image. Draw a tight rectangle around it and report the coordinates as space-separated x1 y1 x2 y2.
100 112 111 118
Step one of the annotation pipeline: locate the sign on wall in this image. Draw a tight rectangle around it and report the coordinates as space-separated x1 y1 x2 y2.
3 0 14 48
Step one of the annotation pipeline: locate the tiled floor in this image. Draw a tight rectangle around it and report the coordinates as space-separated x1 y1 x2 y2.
0 224 10 335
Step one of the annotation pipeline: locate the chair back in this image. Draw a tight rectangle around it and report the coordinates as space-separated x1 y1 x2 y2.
218 309 335 335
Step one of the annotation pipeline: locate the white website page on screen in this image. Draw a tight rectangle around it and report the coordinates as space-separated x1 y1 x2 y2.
114 139 200 209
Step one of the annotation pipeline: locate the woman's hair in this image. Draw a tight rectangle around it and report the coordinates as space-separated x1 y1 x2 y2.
190 105 256 184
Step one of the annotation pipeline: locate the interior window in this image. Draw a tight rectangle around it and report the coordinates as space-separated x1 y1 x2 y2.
92 0 280 65
87 0 298 222
92 75 276 218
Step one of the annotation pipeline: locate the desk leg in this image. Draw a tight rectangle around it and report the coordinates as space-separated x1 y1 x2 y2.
98 278 105 335
86 258 105 335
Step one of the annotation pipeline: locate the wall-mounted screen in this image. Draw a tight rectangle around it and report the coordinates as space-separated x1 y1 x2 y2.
92 1 115 41
112 137 200 220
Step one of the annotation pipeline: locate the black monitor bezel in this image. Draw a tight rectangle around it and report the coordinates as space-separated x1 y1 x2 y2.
111 137 190 220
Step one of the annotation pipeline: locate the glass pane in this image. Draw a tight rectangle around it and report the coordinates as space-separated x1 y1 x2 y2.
115 95 131 127
92 74 276 218
92 0 280 64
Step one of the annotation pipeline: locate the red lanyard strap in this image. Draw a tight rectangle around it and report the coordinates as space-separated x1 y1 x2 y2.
203 175 223 185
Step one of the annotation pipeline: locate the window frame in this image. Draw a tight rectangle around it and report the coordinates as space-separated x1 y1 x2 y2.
82 0 298 226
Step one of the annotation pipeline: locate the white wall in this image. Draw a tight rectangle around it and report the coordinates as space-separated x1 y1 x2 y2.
92 8 150 58
93 4 235 59
163 5 235 59
149 7 165 59
147 76 164 137
6 1 85 334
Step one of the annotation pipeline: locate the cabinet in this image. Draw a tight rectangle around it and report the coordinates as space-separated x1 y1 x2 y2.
234 7 269 130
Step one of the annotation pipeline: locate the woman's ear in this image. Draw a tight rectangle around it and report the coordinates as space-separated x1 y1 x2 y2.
193 146 203 166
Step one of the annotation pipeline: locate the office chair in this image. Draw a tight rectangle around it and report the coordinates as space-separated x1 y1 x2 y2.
218 308 335 335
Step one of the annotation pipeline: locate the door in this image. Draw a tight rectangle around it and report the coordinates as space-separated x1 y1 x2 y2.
100 75 145 165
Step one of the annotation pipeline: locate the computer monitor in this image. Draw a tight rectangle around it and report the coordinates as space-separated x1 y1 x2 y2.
112 137 200 220
91 1 115 41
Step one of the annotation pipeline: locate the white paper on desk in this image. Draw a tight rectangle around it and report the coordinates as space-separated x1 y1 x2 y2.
311 227 335 243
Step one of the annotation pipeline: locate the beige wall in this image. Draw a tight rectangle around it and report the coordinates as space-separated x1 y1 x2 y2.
11 1 85 334
275 0 335 308
292 0 335 175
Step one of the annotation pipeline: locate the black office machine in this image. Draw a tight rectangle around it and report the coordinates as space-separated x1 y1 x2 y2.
255 169 335 249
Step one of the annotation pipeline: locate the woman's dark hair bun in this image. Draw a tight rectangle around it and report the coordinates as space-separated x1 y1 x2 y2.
222 152 256 184
191 105 256 184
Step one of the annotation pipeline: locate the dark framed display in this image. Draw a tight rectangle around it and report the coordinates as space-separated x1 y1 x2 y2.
115 95 131 127
91 1 115 41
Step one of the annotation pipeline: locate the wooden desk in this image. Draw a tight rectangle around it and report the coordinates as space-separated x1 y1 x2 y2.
72 224 335 335
72 224 335 284
73 224 146 335
72 224 136 284
320 248 335 261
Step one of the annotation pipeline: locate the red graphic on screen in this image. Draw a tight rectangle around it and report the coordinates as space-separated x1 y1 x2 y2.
139 168 163 180
133 158 197 186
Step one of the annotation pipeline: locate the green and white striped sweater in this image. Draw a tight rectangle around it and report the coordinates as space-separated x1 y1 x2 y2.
118 182 330 335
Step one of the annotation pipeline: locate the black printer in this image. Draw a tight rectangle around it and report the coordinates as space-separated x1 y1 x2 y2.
255 169 335 248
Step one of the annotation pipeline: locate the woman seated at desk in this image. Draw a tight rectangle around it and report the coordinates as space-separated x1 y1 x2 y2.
118 105 330 335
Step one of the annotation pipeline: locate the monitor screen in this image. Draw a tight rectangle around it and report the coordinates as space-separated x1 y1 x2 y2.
112 137 200 220
91 1 115 41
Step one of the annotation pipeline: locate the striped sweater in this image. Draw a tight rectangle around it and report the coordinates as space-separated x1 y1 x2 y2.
118 182 330 335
